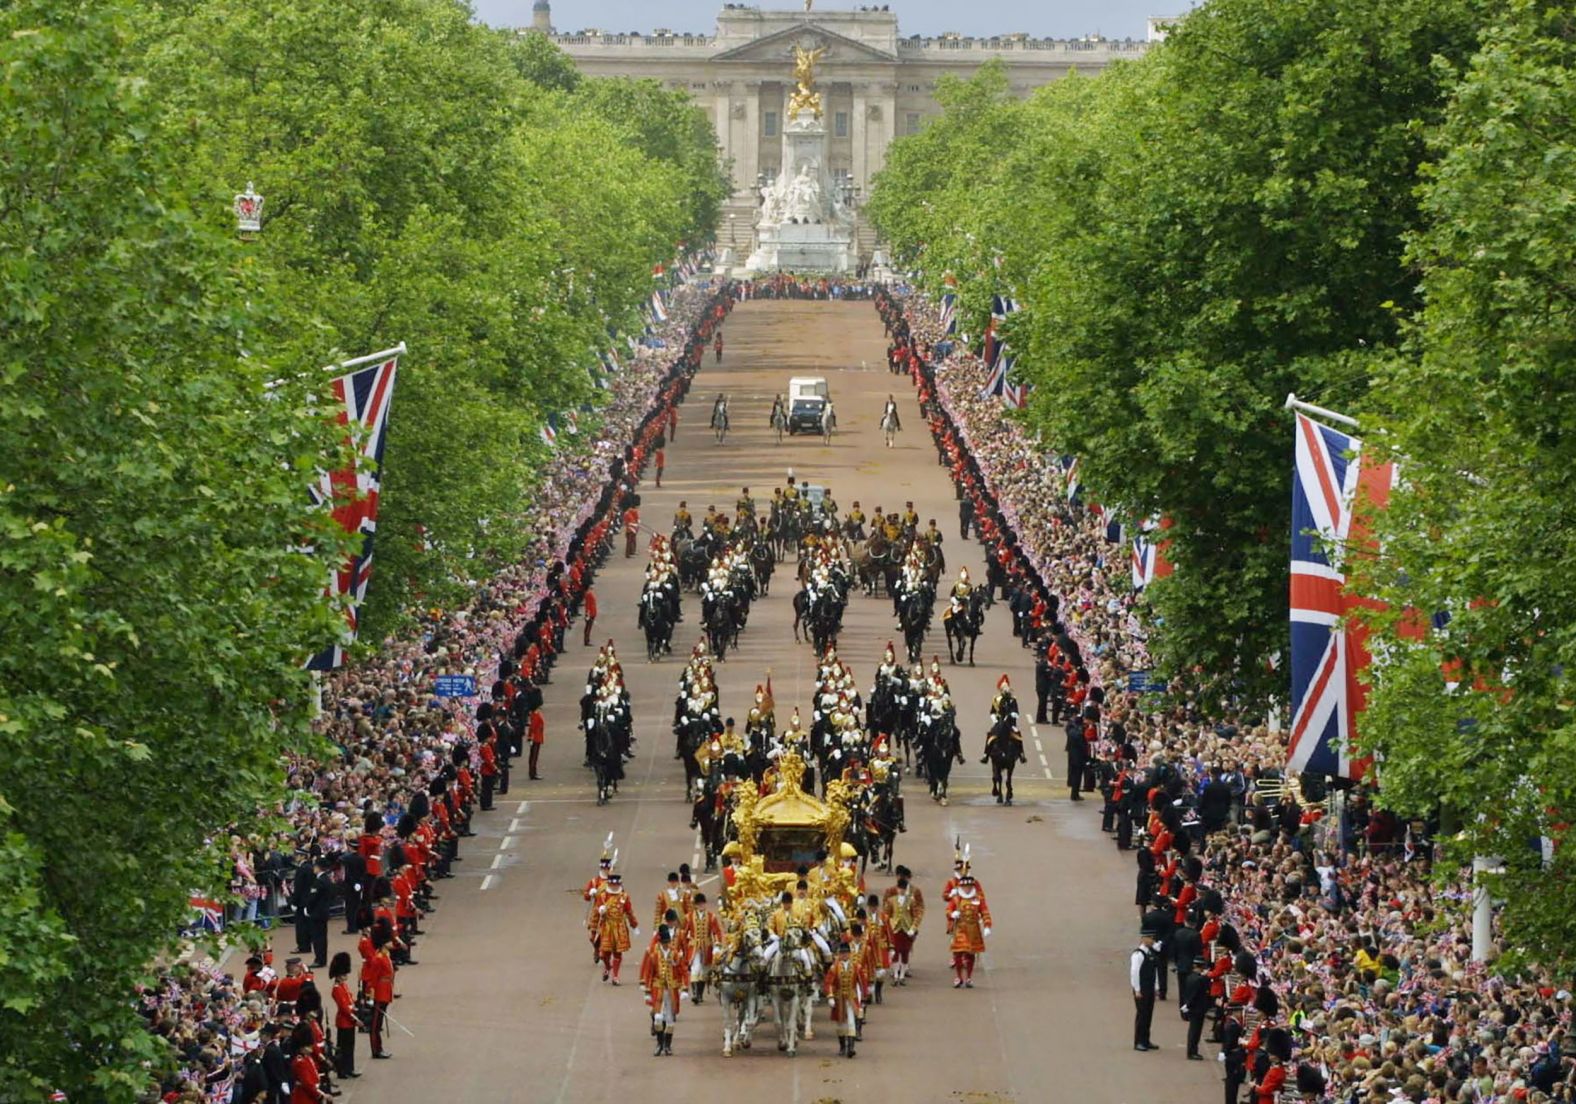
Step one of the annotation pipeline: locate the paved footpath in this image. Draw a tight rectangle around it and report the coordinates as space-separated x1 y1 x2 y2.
348 300 1219 1104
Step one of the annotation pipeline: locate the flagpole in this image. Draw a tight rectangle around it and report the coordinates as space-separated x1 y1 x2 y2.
334 342 408 372
1284 392 1358 428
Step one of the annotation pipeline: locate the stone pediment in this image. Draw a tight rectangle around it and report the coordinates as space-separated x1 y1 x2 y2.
710 23 898 66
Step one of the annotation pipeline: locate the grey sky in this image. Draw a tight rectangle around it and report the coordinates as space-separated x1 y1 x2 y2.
472 0 1172 41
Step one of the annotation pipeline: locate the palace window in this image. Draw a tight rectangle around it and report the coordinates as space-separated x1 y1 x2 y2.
764 110 779 138
905 112 922 135
835 111 849 138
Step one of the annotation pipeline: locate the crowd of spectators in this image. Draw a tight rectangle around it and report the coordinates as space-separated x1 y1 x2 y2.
878 287 1576 1104
134 276 739 1104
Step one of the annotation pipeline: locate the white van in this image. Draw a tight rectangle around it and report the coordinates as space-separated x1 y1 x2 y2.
788 377 830 434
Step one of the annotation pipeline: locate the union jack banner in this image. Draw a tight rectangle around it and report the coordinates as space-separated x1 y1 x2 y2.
1131 516 1174 589
938 292 957 336
650 291 669 324
980 349 1006 398
307 347 402 671
188 895 224 934
1287 412 1396 781
539 412 560 448
1001 355 1029 409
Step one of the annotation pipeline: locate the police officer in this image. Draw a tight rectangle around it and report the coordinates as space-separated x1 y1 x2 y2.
1130 926 1160 1052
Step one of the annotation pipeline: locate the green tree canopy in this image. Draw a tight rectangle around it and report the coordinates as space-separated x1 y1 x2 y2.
1 2 722 1097
1351 0 1576 968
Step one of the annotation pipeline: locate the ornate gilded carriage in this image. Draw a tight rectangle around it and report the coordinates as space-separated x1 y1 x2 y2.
721 747 861 920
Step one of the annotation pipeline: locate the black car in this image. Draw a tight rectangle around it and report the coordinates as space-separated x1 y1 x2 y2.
788 397 825 434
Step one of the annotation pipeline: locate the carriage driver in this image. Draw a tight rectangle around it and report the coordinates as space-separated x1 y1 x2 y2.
981 675 1029 765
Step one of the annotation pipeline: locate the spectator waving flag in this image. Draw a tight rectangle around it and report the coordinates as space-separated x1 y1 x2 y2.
307 345 402 672
938 292 957 336
1061 455 1081 503
1287 411 1397 781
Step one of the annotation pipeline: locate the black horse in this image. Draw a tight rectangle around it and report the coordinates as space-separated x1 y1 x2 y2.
922 712 964 805
749 542 775 597
639 584 674 662
690 769 728 871
986 732 1019 806
588 714 624 805
896 584 935 664
943 589 988 665
702 589 739 660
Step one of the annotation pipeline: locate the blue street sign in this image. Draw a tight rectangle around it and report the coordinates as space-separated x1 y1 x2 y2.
1127 670 1166 694
434 674 478 698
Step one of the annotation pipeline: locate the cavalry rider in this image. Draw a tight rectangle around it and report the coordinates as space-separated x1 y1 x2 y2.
981 675 1028 765
946 873 992 989
869 737 906 833
672 500 693 537
640 925 689 1057
901 500 919 535
950 566 974 601
844 500 867 541
736 486 755 517
680 891 723 1005
882 866 925 986
769 393 786 427
595 870 639 985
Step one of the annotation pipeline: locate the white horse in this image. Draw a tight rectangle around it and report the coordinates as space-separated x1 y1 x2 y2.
716 929 764 1057
818 401 837 442
764 928 815 1056
880 403 900 447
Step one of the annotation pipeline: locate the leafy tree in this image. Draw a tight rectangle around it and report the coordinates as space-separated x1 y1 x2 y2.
871 0 1488 706
0 1 352 1095
1351 0 1576 967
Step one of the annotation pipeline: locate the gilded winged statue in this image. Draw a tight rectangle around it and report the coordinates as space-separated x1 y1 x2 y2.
787 44 827 121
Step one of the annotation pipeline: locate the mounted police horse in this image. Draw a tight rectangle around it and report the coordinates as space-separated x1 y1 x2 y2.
711 398 730 443
943 588 988 665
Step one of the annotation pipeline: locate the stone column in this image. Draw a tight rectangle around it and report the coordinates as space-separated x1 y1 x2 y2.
872 81 899 179
741 80 761 195
713 81 735 193
851 82 869 195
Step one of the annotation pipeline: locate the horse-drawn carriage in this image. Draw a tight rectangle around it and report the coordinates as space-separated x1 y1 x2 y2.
707 747 868 1057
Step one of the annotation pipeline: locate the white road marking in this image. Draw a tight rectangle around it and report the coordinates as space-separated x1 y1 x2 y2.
490 854 505 870
500 836 518 850
509 818 524 832
481 874 498 891
515 800 529 815
1037 754 1048 767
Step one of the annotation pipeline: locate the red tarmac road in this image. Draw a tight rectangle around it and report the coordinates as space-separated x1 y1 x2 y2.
336 301 1218 1104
